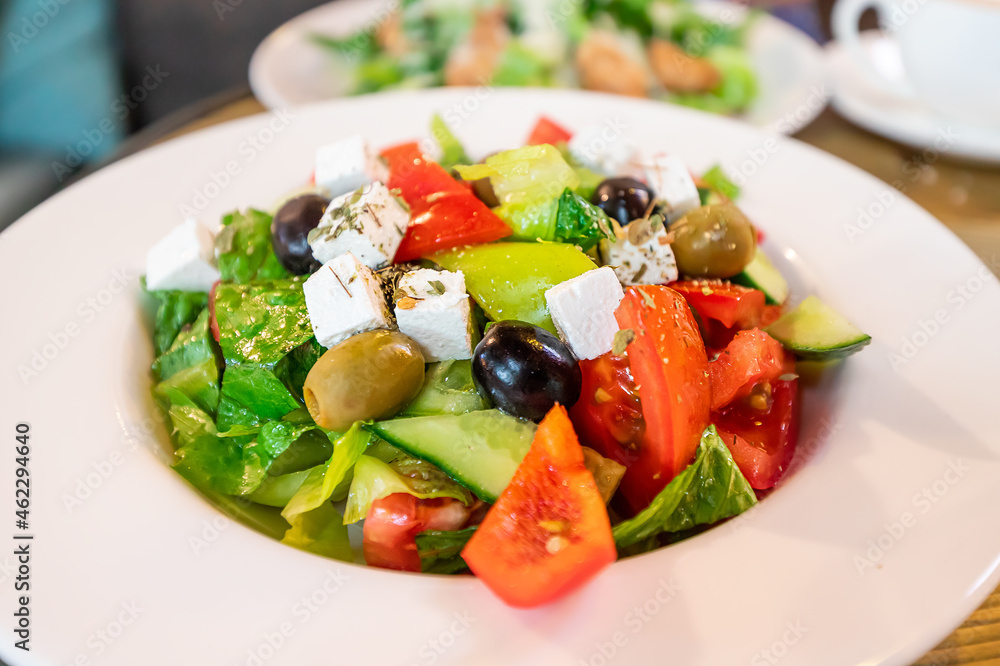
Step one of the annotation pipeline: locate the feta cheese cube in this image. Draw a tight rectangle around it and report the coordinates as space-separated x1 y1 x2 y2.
314 136 389 198
145 218 220 292
568 123 635 175
643 154 700 219
601 224 679 286
308 182 410 270
394 269 473 362
545 267 624 360
304 253 392 348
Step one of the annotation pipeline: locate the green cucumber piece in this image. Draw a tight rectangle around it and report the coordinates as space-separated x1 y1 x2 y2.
366 410 536 502
733 249 789 305
401 360 487 417
766 295 871 360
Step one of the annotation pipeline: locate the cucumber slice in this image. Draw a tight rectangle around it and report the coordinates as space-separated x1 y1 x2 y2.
733 249 789 305
401 360 487 417
367 410 536 502
766 295 871 360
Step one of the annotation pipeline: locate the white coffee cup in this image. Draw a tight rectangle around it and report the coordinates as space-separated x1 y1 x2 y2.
832 0 1000 127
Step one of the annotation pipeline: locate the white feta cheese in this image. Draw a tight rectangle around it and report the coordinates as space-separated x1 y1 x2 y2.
314 135 389 198
601 223 679 286
394 269 473 362
568 123 635 175
545 267 624 360
643 154 700 220
304 253 392 348
145 218 220 292
308 182 410 270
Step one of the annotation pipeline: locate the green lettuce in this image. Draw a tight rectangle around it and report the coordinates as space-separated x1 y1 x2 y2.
701 164 740 201
216 363 303 430
215 209 288 284
273 337 324 404
281 502 353 562
344 454 474 524
170 400 311 496
154 357 220 417
144 281 209 356
554 188 616 250
430 113 469 169
492 41 553 87
415 527 477 574
214 279 313 365
282 423 371 522
612 425 757 550
249 468 312 507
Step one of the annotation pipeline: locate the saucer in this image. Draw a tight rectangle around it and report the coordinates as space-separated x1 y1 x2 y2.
825 32 1000 163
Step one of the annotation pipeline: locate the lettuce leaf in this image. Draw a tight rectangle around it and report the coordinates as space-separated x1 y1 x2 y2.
215 209 288 284
415 527 477 574
216 363 303 430
281 502 353 562
214 279 313 365
554 188 616 250
273 337 324 403
430 113 469 169
282 423 371 522
144 281 209 356
492 41 554 87
155 357 220 417
701 164 741 201
344 454 474 524
612 425 757 549
249 468 313 507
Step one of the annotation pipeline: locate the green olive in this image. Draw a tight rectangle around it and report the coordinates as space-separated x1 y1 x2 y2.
670 202 756 278
303 330 425 432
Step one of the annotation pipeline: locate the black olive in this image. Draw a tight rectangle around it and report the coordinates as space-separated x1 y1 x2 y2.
271 194 329 275
471 321 581 422
591 177 656 226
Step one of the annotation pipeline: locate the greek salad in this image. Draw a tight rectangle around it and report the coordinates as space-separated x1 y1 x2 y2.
314 0 759 116
143 113 869 607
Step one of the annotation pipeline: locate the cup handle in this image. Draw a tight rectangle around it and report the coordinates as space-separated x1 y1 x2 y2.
831 0 916 98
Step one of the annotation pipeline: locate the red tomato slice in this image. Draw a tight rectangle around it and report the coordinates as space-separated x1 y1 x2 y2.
670 280 766 329
714 375 800 490
380 142 511 261
526 116 573 146
462 405 615 608
363 493 470 572
709 328 786 411
572 286 710 514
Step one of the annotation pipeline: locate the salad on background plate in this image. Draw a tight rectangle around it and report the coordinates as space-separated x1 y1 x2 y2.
313 0 760 116
143 112 869 607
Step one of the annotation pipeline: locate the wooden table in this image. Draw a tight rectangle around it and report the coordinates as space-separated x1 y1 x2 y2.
154 93 1000 665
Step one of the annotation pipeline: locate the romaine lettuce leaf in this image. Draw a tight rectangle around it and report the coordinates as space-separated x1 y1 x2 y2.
430 113 469 169
216 363 303 430
214 279 313 365
612 425 757 549
249 468 312 507
344 454 474 524
701 164 740 201
281 502 353 562
152 308 217 380
144 281 209 356
154 357 220 417
492 40 554 87
282 423 371 522
273 337 324 404
215 209 288 284
554 188 616 250
415 526 477 574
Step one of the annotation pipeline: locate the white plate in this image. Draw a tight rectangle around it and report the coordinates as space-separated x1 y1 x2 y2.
825 32 1000 163
249 0 830 134
3 88 1000 666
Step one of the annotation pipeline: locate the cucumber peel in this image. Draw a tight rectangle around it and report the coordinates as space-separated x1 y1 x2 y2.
766 295 871 360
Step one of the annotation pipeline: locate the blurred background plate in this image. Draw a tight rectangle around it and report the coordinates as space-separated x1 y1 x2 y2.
249 0 829 133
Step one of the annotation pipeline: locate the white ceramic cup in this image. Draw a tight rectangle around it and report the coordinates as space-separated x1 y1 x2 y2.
832 0 1000 127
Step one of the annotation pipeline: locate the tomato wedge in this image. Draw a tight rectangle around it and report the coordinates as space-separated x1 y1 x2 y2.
709 328 786 411
573 286 710 514
670 280 766 329
526 116 573 146
363 493 470 572
380 142 511 261
714 373 800 490
462 405 615 608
